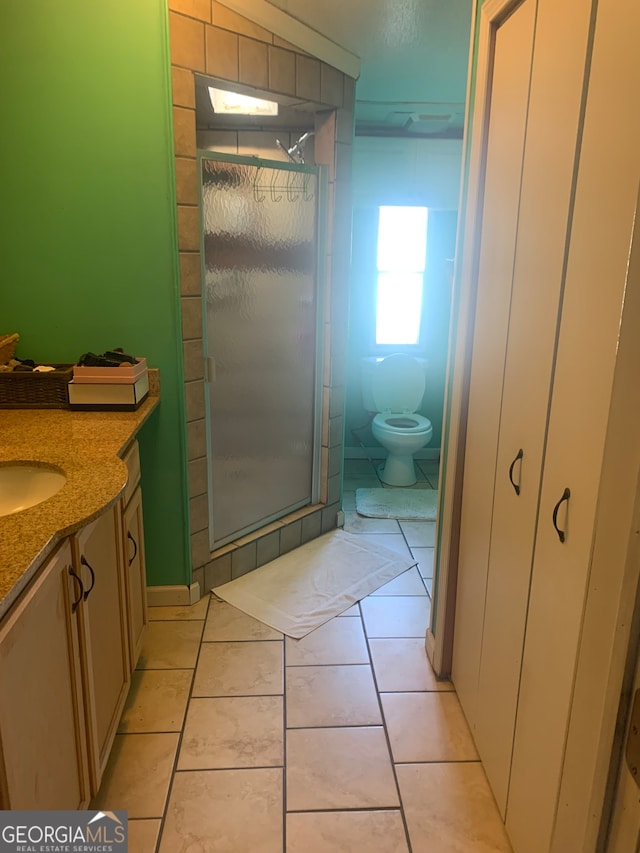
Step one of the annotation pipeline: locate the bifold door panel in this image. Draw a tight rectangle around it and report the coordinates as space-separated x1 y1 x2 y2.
452 0 595 844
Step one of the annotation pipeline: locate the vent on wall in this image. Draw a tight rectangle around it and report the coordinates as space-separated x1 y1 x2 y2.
354 102 465 138
404 113 454 134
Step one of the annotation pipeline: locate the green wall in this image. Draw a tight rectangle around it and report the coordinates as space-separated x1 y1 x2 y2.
0 0 190 586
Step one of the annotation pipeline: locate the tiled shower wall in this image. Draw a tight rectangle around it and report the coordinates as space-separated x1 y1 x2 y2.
167 0 355 596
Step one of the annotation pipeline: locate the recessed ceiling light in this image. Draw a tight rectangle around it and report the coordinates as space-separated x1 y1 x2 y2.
208 87 279 116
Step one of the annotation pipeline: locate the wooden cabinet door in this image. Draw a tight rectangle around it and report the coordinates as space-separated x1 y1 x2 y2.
123 486 148 672
74 507 130 793
0 540 89 809
472 0 593 815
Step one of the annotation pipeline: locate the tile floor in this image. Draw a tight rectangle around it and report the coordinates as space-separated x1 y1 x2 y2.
93 458 513 852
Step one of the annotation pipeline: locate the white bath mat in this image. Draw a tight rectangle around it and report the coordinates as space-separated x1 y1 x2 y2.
212 529 416 639
355 488 438 521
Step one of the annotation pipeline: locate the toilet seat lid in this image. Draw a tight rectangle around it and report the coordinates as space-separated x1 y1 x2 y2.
372 353 425 414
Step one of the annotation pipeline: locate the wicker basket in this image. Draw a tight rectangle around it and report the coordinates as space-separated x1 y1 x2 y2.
0 364 74 409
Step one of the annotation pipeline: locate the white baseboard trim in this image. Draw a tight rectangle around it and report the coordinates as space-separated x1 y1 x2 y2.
345 446 441 461
189 580 201 604
147 581 201 607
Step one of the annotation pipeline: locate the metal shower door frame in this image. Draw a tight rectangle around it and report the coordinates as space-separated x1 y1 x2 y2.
198 150 327 551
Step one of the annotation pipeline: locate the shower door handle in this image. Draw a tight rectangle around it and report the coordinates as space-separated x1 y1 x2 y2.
205 357 216 382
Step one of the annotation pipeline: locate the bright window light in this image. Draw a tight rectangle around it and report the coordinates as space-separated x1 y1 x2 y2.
376 274 423 345
208 87 279 116
376 206 428 346
377 206 428 272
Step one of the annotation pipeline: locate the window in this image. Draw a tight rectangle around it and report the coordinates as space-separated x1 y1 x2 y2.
375 206 428 346
208 87 279 116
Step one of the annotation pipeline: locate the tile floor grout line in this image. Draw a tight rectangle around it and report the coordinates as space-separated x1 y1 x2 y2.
358 636 431 641
359 588 415 853
198 637 284 643
143 617 206 624
132 664 196 669
172 763 286 773
285 660 377 668
285 722 384 731
417 570 431 598
393 758 483 766
189 687 283 699
118 726 190 736
285 805 411 815
370 593 429 597
151 594 211 853
378 688 455 696
285 662 371 668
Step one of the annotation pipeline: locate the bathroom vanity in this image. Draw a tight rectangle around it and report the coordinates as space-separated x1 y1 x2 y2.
0 400 157 808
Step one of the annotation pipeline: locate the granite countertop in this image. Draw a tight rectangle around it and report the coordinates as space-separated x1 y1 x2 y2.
0 395 159 619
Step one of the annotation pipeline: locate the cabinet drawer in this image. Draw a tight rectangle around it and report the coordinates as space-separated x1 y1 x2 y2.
121 440 140 506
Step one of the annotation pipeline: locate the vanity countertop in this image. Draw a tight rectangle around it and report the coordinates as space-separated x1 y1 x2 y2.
0 396 159 619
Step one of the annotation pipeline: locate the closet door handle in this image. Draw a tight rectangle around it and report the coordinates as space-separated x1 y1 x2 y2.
552 488 571 543
127 531 138 565
80 554 96 600
508 449 524 495
68 566 84 612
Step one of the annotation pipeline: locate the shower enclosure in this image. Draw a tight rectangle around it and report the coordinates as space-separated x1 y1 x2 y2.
200 153 324 549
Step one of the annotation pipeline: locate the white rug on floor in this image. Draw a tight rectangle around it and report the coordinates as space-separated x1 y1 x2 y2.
355 487 438 521
211 529 416 639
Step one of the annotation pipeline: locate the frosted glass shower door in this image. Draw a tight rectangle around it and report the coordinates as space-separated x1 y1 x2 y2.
200 153 322 548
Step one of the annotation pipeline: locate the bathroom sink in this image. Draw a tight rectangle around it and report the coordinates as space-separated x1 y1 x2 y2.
0 464 66 517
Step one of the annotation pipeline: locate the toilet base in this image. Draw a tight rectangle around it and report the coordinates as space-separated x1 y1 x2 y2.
378 455 417 487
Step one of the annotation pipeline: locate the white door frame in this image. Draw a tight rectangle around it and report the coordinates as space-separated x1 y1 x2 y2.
426 0 516 675
605 573 640 851
430 0 640 848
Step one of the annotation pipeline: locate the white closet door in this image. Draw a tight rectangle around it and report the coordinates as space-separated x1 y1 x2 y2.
506 0 640 850
452 0 536 722
473 0 593 815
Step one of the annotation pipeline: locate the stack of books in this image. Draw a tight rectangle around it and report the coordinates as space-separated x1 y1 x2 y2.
68 357 149 410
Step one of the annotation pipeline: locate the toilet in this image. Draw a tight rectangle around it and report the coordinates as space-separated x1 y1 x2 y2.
361 354 433 486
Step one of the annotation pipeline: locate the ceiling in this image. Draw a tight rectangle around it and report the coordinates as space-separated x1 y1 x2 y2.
264 0 473 137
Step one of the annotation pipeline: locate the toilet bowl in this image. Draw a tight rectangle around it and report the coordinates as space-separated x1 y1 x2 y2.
362 354 433 486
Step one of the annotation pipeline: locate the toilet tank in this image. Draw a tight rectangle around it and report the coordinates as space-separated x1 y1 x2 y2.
361 356 427 412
